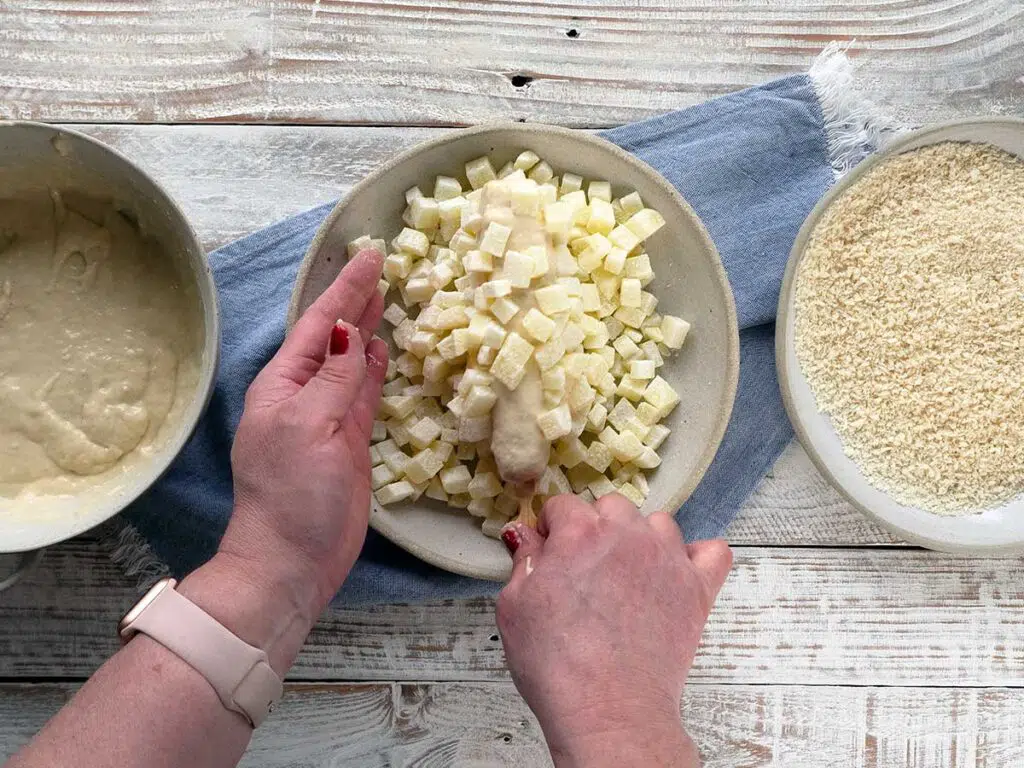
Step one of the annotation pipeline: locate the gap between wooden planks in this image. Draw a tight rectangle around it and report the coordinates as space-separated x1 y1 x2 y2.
2 537 1022 686
3 682 1024 767
0 0 1021 126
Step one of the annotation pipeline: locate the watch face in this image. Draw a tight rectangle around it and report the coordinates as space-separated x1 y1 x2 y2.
118 577 177 636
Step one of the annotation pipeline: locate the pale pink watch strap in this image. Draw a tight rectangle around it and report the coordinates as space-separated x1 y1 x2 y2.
121 581 283 727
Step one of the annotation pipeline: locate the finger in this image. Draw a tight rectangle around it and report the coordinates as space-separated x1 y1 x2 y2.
356 288 385 348
278 248 384 371
594 493 641 524
538 494 597 538
688 539 734 602
346 337 390 437
501 522 545 585
298 319 367 421
648 510 685 546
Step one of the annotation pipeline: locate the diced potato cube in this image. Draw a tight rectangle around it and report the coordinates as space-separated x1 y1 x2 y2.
535 337 565 372
586 402 608 432
537 403 572 440
434 175 463 201
422 354 450 382
376 480 415 505
644 325 664 344
408 417 442 450
405 187 423 204
498 250 532 289
384 252 413 281
603 247 628 275
522 308 556 342
618 482 646 507
542 365 567 392
488 296 519 325
429 262 457 289
410 197 440 230
509 181 541 217
608 224 641 253
624 254 654 282
639 291 658 317
614 306 647 329
555 325 581 354
371 420 389 443
528 160 554 183
543 201 574 239
633 446 662 469
644 376 681 417
425 476 449 502
622 415 651 441
567 463 602 494
382 395 419 419
588 476 617 499
554 172 580 195
578 234 612 272
617 376 648 402
644 423 671 450
440 465 472 494
583 439 612 472
393 227 431 257
579 283 601 312
556 436 588 469
405 278 434 304
491 332 534 389
405 448 445 484
625 208 666 241
468 471 503 499
382 442 411 472
608 398 638 432
464 249 494 273
496 161 515 180
592 269 620 299
612 335 641 361
514 150 541 171
459 415 492 443
567 377 596 411
371 463 397 490
477 345 497 366
620 277 642 308
467 498 495 519
661 315 691 349
533 284 571 315
609 429 644 462
636 401 660 426
630 359 656 379
463 385 497 416
586 199 616 235
449 229 477 254
539 465 573 496
481 511 511 539
588 180 612 202
448 493 471 509
479 222 512 256
640 340 664 367
480 279 512 299
466 156 497 189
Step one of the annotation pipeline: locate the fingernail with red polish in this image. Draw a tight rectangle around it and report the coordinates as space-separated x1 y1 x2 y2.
501 526 520 555
330 322 349 356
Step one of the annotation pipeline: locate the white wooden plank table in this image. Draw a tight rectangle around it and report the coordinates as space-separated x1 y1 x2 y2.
2 3 1023 765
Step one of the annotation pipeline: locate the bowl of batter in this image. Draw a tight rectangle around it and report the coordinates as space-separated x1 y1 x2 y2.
0 122 219 584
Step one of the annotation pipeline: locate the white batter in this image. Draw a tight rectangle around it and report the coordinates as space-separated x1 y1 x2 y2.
0 189 201 500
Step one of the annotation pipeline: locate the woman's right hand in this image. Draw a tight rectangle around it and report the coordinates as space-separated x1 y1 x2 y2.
496 495 732 768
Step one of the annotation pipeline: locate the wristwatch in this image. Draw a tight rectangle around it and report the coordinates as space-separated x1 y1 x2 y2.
118 577 284 727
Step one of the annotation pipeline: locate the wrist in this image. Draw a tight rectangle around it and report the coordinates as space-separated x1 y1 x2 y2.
545 710 697 768
177 550 319 676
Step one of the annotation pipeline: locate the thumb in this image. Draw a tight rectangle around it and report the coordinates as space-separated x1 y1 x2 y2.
299 319 367 420
501 522 545 585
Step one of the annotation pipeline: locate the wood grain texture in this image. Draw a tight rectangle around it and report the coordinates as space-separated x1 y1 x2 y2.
4 537 1022 685
5 682 1024 767
2 1 1021 127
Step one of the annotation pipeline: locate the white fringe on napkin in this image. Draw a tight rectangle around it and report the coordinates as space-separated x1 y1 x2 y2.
809 41 901 179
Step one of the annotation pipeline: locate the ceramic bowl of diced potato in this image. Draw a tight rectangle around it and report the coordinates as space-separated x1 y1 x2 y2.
289 123 738 581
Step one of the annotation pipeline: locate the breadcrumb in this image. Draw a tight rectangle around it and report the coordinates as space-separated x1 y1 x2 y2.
794 142 1024 514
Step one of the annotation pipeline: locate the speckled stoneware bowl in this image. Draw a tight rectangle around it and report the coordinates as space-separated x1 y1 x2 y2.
290 123 739 580
778 118 1024 554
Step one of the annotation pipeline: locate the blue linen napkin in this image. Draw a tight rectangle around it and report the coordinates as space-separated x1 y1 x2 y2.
122 61 880 602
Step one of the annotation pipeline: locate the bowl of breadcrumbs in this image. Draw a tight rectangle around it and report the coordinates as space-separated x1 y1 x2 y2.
778 118 1024 554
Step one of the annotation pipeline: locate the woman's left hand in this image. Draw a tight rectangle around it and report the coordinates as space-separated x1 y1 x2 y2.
219 248 389 617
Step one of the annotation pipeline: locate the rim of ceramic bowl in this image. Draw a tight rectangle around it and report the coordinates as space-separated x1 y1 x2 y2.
290 122 739 577
777 116 1024 554
0 120 221 554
